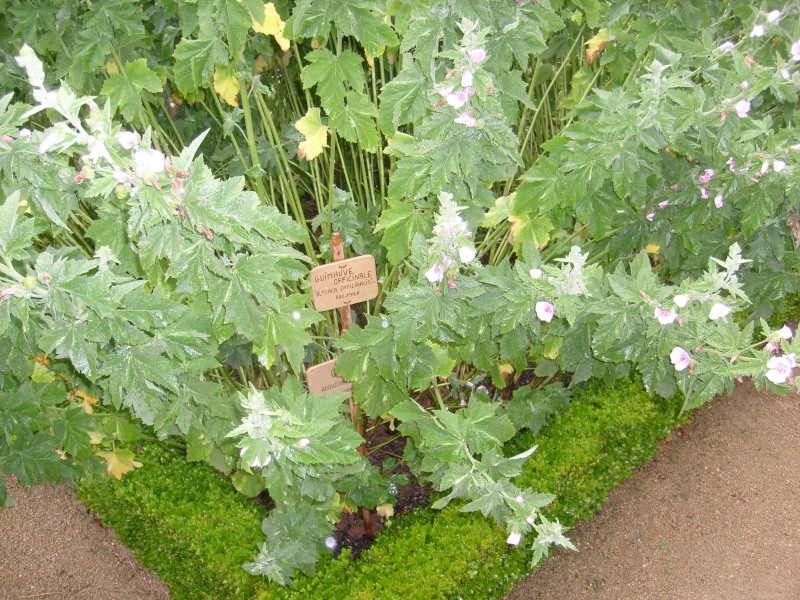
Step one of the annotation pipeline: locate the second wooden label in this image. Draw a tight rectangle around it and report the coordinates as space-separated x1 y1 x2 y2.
309 254 379 311
306 358 353 397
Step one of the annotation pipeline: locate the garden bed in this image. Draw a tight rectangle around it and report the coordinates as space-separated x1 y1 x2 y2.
78 377 684 600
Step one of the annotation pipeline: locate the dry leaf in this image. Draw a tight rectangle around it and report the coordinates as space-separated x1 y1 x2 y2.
585 28 612 64
252 3 291 52
376 504 394 519
72 389 99 415
295 107 328 160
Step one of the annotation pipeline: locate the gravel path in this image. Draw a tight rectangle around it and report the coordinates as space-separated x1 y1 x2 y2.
0 382 797 600
507 381 800 600
0 477 169 600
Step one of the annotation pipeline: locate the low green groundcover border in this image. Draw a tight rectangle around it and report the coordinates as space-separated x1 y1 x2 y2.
78 377 687 599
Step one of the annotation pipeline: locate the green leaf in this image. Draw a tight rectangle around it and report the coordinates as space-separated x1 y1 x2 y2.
301 49 365 115
6 431 73 486
173 37 227 95
39 321 101 379
377 55 428 133
215 0 252 57
0 191 39 259
53 406 95 459
375 202 432 265
100 58 163 122
329 91 379 152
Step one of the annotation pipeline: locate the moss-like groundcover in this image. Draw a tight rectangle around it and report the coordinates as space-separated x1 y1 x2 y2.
78 378 685 600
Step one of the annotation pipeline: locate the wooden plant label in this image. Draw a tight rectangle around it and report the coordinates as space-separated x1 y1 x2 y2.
309 254 378 311
307 358 353 397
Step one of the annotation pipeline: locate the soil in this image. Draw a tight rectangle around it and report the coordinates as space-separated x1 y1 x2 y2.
0 381 796 599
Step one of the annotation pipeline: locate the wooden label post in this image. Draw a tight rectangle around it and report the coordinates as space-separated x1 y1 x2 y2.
306 232 375 536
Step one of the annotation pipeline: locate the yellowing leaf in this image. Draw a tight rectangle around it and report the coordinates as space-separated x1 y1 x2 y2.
585 28 612 64
213 65 240 107
645 243 661 254
105 60 120 75
498 363 514 378
96 449 143 480
482 194 512 228
376 504 394 518
73 389 99 415
88 431 105 445
252 3 290 52
295 107 328 160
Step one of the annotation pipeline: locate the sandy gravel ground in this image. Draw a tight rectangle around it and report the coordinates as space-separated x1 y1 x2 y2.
507 381 800 600
0 478 169 600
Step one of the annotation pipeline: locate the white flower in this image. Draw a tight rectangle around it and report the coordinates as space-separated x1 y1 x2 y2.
654 307 677 325
766 354 795 384
446 90 469 109
700 188 709 199
324 536 337 550
750 24 765 38
734 100 751 118
297 438 310 448
292 310 301 321
461 70 474 88
674 294 689 308
781 68 791 81
18 128 31 138
778 325 793 340
116 131 139 149
714 194 724 208
515 495 525 505
458 246 476 264
740 80 749 90
718 41 735 53
792 41 800 61
773 160 786 173
760 160 770 174
535 301 554 323
250 454 271 469
470 48 487 64
709 303 731 321
658 200 669 209
425 265 444 283
437 85 454 97
133 148 166 177
454 112 477 128
506 532 522 546
670 346 691 372
766 10 781 23
529 267 543 279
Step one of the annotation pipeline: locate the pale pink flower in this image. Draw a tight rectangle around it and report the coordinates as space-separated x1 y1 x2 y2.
461 70 474 88
792 41 800 61
778 325 793 340
773 160 786 172
718 41 735 53
698 169 715 184
709 302 731 321
734 100 751 118
766 354 795 384
654 307 677 325
750 24 765 38
424 265 444 283
658 200 669 209
116 131 139 149
529 268 543 279
438 86 454 97
507 532 522 546
767 10 781 23
515 494 525 505
458 246 476 264
670 346 691 371
766 341 778 353
535 301 554 323
740 80 749 90
714 194 724 208
454 113 477 128
700 188 709 199
470 48 487 65
446 89 470 109
726 157 736 170
18 128 31 138
646 211 655 222
781 69 791 81
674 294 689 308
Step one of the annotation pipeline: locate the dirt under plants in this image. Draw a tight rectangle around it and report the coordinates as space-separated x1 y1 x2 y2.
0 381 797 599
